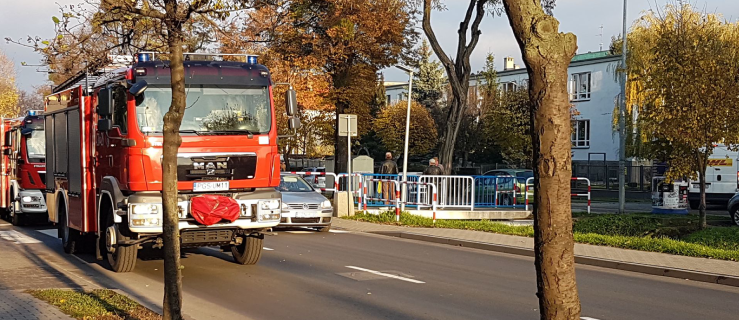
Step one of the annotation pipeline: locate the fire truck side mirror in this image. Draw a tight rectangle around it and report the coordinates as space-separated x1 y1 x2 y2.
2 149 10 156
129 80 148 97
98 119 113 132
285 88 298 116
288 117 301 130
2 132 9 147
97 88 113 117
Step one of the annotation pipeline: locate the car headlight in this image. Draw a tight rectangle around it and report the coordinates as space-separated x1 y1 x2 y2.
260 199 280 210
22 196 33 203
321 200 332 209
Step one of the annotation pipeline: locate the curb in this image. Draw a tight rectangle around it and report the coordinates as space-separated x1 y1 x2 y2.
370 230 739 288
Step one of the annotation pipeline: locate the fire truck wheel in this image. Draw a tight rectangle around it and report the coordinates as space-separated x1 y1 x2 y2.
11 212 22 226
59 211 78 254
102 214 137 273
231 234 263 265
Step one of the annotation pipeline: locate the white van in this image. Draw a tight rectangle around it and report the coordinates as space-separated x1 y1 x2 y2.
688 144 738 209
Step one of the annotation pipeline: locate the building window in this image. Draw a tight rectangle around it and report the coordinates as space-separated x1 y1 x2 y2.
501 82 517 93
572 120 590 148
569 72 591 101
386 95 391 106
398 93 404 101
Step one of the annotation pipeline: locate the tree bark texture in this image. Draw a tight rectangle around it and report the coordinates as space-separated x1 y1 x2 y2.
422 0 485 174
501 1 581 319
696 151 707 229
162 6 185 319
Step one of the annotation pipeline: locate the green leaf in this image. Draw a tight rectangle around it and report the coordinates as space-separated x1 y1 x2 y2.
41 41 49 46
52 16 60 24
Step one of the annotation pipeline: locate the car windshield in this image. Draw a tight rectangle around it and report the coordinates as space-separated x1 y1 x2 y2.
516 171 533 178
277 176 314 192
135 85 271 134
26 130 45 162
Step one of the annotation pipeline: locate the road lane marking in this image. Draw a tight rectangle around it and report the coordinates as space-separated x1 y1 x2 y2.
0 230 41 244
328 229 350 233
263 247 274 251
285 231 313 234
345 266 425 284
37 229 58 239
581 317 601 320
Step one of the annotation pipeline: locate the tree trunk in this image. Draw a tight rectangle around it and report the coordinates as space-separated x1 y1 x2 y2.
438 94 467 174
697 152 707 229
501 1 581 319
161 21 185 320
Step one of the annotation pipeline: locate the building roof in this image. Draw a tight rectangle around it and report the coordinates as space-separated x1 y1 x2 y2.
571 50 614 62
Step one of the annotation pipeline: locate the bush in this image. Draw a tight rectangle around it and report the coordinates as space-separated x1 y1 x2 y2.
573 214 662 237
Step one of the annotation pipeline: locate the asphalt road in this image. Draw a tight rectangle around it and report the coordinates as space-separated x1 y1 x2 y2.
4 221 739 320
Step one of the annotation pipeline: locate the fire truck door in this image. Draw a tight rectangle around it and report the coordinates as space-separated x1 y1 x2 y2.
97 86 129 187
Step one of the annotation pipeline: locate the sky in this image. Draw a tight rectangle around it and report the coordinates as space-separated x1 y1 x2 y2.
2 1 739 92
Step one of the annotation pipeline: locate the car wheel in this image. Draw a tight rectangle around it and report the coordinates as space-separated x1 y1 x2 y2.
232 234 263 265
317 225 331 233
731 206 739 227
689 200 700 210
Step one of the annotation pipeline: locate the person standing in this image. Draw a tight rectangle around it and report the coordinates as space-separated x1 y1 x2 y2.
433 156 445 173
379 152 399 204
423 158 444 175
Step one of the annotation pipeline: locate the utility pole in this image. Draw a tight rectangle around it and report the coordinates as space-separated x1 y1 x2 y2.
619 0 628 214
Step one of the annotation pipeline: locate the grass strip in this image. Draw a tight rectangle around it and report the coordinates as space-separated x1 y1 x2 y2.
345 212 739 261
28 289 161 320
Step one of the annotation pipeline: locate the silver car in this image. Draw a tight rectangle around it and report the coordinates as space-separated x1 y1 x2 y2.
277 174 333 232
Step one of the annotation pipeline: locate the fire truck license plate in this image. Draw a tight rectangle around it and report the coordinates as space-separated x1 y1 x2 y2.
193 182 230 192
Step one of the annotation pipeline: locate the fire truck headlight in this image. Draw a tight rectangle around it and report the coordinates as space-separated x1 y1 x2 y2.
131 204 161 215
21 196 33 203
259 199 280 210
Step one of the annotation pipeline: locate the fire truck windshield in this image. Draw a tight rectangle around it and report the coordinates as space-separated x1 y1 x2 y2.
26 130 45 162
135 85 271 134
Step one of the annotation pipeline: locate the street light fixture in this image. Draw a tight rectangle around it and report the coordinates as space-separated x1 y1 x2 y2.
396 65 413 211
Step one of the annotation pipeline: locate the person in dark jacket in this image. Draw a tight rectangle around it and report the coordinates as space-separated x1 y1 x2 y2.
423 159 444 175
379 152 399 175
379 152 398 204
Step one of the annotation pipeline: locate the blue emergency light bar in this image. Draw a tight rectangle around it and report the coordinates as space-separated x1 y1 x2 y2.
26 110 42 116
247 55 258 64
137 53 151 62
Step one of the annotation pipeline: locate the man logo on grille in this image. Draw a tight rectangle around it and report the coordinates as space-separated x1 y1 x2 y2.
194 161 227 175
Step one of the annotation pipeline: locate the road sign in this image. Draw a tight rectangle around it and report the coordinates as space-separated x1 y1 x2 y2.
339 114 357 137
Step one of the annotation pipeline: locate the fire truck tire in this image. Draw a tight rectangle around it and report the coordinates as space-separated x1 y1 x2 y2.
11 212 21 226
231 234 263 265
102 214 137 273
59 211 78 254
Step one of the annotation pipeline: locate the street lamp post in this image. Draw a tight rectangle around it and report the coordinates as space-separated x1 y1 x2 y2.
619 0 628 214
396 65 414 211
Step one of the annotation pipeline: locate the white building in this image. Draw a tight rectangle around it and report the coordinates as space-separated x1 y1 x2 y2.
488 51 623 163
385 50 623 163
384 81 410 105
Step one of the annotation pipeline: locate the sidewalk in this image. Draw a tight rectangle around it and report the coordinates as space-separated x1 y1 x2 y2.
333 218 739 286
0 222 92 320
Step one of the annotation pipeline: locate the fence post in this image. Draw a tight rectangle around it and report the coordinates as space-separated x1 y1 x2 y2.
395 181 401 222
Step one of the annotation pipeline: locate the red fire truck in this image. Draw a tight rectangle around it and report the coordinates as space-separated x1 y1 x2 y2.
45 52 297 272
0 112 48 225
